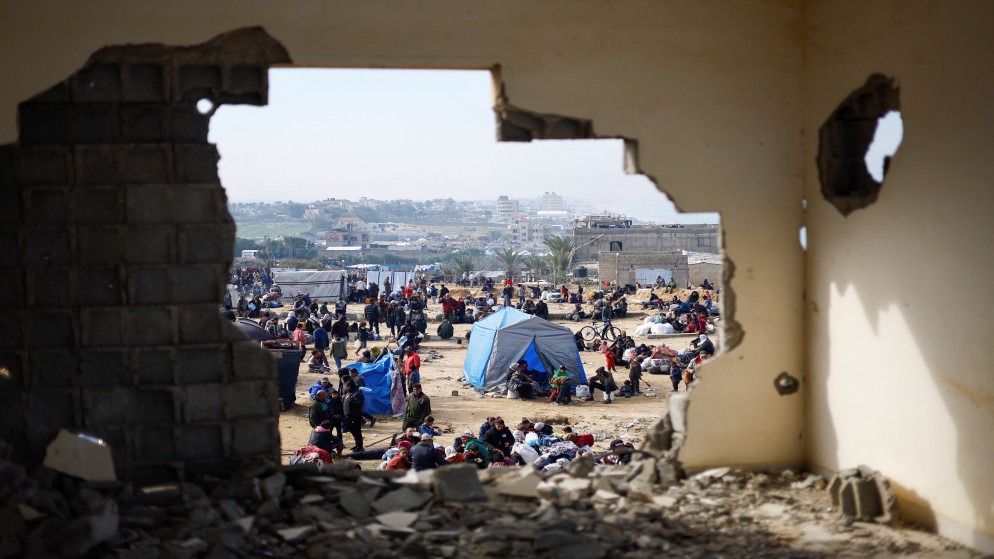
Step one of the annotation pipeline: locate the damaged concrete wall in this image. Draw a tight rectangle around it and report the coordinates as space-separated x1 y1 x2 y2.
0 28 290 484
598 251 689 288
804 1 994 552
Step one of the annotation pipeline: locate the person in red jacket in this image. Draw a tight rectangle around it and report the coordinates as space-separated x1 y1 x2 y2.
403 346 421 395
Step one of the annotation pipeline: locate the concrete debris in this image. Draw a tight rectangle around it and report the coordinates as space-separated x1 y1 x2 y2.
828 465 900 525
0 436 982 559
42 430 117 482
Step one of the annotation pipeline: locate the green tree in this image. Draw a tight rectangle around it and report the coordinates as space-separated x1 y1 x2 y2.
543 235 579 285
524 254 547 275
495 248 522 277
234 237 261 253
450 254 475 281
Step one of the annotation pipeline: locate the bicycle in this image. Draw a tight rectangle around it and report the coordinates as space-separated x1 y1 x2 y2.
579 320 621 343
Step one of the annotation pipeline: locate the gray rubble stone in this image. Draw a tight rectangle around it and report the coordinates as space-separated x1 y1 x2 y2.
432 465 487 503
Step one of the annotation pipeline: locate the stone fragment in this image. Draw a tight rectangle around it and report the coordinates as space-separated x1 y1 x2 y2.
300 494 324 505
853 478 882 519
18 503 44 521
566 453 593 478
276 525 316 544
873 474 900 524
234 516 255 533
370 487 432 513
376 511 419 530
432 464 487 503
260 472 286 501
495 467 541 498
43 430 117 482
338 489 372 519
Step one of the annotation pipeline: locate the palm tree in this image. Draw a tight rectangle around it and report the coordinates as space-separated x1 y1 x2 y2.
450 254 475 282
523 254 547 275
495 248 522 278
543 235 578 284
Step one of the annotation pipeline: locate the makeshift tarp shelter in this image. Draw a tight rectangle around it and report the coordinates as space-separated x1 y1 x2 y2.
345 352 403 415
463 307 586 392
272 270 345 301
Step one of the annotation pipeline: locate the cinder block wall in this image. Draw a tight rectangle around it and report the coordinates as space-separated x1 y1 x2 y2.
598 251 689 287
0 29 290 484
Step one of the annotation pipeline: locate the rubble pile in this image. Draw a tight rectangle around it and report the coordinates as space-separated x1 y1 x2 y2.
1 443 985 559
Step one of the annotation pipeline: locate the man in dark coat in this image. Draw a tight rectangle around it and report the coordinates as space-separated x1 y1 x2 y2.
482 418 514 456
402 384 432 430
308 390 332 428
343 381 365 451
409 433 447 471
308 420 344 457
364 300 380 335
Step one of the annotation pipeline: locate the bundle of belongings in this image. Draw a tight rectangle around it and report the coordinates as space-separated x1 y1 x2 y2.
288 446 335 465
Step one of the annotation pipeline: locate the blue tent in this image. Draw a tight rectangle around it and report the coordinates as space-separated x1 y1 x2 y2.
463 307 586 392
344 352 396 414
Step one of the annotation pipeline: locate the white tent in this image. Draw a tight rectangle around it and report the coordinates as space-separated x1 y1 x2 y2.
272 270 345 301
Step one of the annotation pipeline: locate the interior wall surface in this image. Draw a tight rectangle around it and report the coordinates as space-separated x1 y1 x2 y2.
804 1 994 551
0 2 805 474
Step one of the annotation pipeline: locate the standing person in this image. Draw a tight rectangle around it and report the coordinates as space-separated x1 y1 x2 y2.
312 322 329 354
327 389 344 439
292 324 307 351
669 358 683 392
516 283 526 307
347 369 378 427
343 381 365 451
383 277 392 297
355 321 371 355
335 297 347 319
364 299 381 335
501 283 514 308
403 346 421 395
604 347 616 372
402 383 431 430
330 336 348 371
628 359 644 395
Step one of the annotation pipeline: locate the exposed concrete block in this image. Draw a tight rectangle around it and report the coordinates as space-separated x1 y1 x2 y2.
120 146 171 183
74 145 118 185
176 144 219 183
71 185 123 225
167 106 210 143
18 147 71 186
433 464 487 503
77 267 122 306
82 387 132 427
69 104 120 144
27 390 77 430
79 227 125 267
132 389 176 425
23 228 71 267
79 349 128 388
232 341 277 381
175 347 226 384
126 226 172 265
125 184 172 224
124 64 165 103
18 102 70 146
133 348 174 385
80 307 123 348
30 349 77 387
853 477 882 519
177 224 222 264
183 384 225 422
178 303 223 343
134 426 174 463
128 267 171 305
26 187 68 226
121 105 165 142
27 267 72 308
125 307 173 346
839 479 858 517
172 267 220 304
228 382 274 419
27 311 73 349
178 425 224 461
231 420 277 457
72 63 122 103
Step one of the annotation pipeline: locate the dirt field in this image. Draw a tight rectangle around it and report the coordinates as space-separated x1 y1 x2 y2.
278 293 708 461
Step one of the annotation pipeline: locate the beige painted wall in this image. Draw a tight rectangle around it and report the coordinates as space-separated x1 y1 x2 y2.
0 0 808 472
804 0 994 551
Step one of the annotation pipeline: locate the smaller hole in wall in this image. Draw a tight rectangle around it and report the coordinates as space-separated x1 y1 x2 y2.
799 226 807 250
864 111 904 183
196 98 215 115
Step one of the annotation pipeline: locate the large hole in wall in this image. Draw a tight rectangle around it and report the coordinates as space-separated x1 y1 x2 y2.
206 68 727 463
817 74 901 216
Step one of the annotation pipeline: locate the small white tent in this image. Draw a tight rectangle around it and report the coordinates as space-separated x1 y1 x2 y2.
272 270 345 301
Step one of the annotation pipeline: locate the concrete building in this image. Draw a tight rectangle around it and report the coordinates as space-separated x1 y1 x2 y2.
599 251 689 288
541 191 563 211
1 2 992 551
573 216 720 260
507 217 545 244
494 195 519 220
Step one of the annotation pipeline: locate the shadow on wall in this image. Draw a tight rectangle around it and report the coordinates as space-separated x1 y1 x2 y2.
810 75 994 543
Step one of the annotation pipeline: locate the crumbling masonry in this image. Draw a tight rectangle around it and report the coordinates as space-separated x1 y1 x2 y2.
0 28 291 484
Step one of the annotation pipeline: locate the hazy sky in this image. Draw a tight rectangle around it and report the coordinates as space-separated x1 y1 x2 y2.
208 68 717 223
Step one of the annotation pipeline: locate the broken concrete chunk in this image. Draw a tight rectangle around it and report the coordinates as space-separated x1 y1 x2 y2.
496 467 542 498
432 464 487 503
43 430 117 482
376 511 419 530
370 487 432 513
276 525 316 544
260 472 286 501
18 503 45 521
234 515 255 533
337 490 372 519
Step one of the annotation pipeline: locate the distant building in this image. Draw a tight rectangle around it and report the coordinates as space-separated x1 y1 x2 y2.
541 191 564 211
325 229 369 247
495 196 519 220
573 215 719 259
241 249 260 259
507 218 546 243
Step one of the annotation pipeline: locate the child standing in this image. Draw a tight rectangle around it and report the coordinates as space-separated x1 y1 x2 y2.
355 321 371 355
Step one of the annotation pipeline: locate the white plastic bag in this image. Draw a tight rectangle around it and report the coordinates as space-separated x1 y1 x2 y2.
575 385 590 399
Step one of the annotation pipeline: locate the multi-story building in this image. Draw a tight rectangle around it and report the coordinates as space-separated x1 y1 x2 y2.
541 191 563 211
507 218 546 244
495 195 519 220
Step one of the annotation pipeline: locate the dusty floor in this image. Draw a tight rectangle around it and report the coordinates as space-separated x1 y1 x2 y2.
278 296 702 458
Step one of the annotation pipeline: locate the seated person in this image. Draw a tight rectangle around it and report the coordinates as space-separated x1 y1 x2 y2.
309 377 334 399
308 420 344 457
419 416 441 438
307 349 330 373
618 380 635 397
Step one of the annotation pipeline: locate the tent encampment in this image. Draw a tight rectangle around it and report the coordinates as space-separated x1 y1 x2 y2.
463 307 586 393
272 270 345 301
345 352 403 415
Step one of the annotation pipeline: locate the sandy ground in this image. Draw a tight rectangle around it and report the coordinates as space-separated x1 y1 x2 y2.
277 292 708 461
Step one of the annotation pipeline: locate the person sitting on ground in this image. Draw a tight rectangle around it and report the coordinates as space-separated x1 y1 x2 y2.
618 380 635 397
510 430 539 465
444 446 464 464
482 418 514 456
488 450 515 467
419 415 440 438
613 296 628 318
399 427 421 446
507 361 538 399
356 349 374 363
307 349 330 373
478 417 497 440
460 431 489 469
692 333 716 357
436 318 454 340
561 426 577 443
308 420 344 458
385 441 412 470
410 433 447 471
666 278 678 293
599 439 634 465
309 377 334 399
534 299 549 320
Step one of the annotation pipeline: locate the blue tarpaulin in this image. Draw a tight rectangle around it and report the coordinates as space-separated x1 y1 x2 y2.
344 352 396 414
